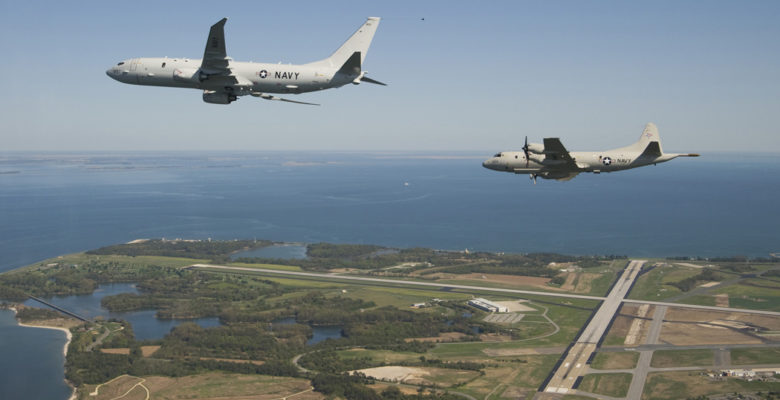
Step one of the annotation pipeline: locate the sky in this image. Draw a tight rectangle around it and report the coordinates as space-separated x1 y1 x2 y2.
1 1 779 152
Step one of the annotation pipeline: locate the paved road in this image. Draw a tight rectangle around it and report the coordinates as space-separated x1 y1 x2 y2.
542 260 646 395
625 305 666 400
190 264 607 301
190 264 780 317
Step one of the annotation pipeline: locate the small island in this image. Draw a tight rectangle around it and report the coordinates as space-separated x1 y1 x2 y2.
1 239 778 400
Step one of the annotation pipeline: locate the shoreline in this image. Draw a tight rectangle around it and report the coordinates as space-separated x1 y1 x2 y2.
9 307 77 400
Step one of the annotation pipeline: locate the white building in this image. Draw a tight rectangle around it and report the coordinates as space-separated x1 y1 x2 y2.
468 298 509 313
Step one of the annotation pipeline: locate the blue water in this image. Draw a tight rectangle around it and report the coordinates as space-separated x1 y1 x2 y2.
232 243 308 260
273 317 344 345
0 151 779 399
0 310 72 400
1 152 777 277
21 283 221 340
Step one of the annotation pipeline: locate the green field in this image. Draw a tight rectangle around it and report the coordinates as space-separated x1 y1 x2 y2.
627 264 700 301
730 347 780 365
643 370 780 400
577 373 632 398
650 349 713 368
590 351 639 370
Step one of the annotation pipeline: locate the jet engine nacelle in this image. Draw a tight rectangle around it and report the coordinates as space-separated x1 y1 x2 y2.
526 143 545 154
202 90 237 104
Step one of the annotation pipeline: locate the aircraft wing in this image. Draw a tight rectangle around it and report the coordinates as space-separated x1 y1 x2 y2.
201 18 231 76
542 138 578 168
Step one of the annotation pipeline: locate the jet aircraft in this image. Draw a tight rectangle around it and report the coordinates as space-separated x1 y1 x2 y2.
106 17 384 105
482 123 699 183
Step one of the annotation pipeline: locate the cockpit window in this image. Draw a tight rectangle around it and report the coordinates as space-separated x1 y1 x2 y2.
117 62 125 66
493 153 502 157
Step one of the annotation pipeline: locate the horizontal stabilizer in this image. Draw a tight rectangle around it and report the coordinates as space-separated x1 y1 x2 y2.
360 76 387 86
250 92 319 106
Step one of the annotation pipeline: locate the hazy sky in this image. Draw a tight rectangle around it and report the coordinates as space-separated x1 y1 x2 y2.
1 1 778 152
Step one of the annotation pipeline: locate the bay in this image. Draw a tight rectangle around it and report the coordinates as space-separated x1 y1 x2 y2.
0 151 779 400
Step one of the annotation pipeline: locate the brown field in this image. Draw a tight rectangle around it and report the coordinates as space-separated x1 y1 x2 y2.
574 273 599 294
367 383 420 396
141 345 160 357
100 348 131 355
560 273 578 291
355 366 480 387
603 304 651 345
482 346 565 357
82 373 321 400
446 273 554 290
715 294 730 307
479 333 515 342
198 357 266 366
405 332 468 343
660 308 780 345
82 375 143 400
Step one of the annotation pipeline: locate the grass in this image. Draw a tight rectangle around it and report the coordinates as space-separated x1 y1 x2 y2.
650 349 713 368
643 370 780 400
227 262 304 272
627 264 701 301
455 354 559 400
336 348 421 365
589 351 639 370
10 253 207 273
577 373 632 398
730 347 780 365
711 283 780 311
78 372 318 400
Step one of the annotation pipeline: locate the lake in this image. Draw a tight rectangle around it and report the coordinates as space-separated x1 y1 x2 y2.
22 283 221 340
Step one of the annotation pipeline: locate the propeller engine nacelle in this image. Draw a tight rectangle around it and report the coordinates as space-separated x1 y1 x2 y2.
202 90 237 104
525 143 545 154
528 153 546 163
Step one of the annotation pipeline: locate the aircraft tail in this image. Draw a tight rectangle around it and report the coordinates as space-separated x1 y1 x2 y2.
310 17 380 69
631 122 664 155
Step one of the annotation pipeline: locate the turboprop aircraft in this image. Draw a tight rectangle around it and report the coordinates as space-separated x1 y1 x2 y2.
482 123 699 184
106 17 384 105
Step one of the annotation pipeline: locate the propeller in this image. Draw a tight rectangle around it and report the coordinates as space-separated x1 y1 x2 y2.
522 136 530 167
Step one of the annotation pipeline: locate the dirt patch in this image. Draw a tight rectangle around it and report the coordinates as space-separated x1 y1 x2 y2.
100 348 131 355
141 345 160 357
660 321 763 346
560 273 577 291
198 357 266 366
665 309 780 331
574 273 599 294
479 333 514 342
493 300 535 312
405 332 467 343
368 383 420 395
715 294 729 307
354 366 430 384
482 347 565 356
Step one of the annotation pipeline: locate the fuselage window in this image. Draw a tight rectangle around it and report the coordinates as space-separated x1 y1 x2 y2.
162 62 166 68
117 62 124 66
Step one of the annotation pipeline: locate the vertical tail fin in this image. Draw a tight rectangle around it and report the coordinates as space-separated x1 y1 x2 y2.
310 17 380 68
631 122 664 154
